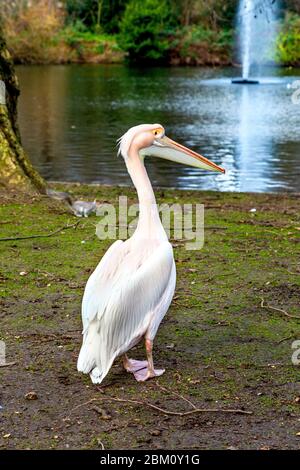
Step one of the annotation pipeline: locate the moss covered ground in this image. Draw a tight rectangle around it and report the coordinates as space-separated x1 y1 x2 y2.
0 184 299 449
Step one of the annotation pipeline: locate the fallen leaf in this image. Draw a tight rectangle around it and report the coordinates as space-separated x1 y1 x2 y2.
92 405 111 420
25 391 38 400
189 379 201 385
150 429 161 436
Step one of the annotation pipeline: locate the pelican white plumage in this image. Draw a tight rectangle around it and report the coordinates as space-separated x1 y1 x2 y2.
77 124 225 383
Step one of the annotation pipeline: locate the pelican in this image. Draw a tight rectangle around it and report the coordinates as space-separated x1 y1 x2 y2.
77 124 225 383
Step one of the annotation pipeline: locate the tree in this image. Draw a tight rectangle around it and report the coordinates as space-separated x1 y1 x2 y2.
169 0 238 29
118 0 175 62
0 23 45 193
66 0 129 33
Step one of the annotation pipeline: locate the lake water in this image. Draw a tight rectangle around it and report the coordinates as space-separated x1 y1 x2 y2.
17 65 300 193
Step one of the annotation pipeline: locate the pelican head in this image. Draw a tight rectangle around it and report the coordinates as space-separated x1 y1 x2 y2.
118 124 225 173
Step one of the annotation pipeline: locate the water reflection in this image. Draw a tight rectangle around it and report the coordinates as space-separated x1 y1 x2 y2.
235 85 276 192
16 65 300 192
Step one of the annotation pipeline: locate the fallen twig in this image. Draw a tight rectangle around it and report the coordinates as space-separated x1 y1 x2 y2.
0 221 80 242
94 395 252 416
65 394 252 420
97 440 105 450
276 334 296 345
260 298 300 320
20 331 78 343
65 398 99 419
172 300 190 308
154 383 197 410
0 361 16 368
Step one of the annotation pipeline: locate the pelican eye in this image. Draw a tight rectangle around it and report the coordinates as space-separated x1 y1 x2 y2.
152 128 163 137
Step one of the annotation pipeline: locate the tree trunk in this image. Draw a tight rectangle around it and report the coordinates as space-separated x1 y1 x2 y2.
0 25 45 193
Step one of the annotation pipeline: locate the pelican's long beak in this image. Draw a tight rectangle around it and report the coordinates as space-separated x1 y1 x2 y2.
140 135 225 173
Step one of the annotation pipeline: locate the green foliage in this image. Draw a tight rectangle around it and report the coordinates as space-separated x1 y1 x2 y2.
181 25 233 48
174 24 233 64
276 13 300 64
58 25 122 62
118 0 175 62
2 0 300 66
66 0 129 33
69 19 89 33
169 0 238 29
61 24 113 44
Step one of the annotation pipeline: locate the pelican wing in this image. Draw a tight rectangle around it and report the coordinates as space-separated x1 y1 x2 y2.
81 239 124 332
77 239 174 382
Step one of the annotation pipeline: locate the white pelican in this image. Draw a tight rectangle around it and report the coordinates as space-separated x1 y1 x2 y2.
77 124 225 383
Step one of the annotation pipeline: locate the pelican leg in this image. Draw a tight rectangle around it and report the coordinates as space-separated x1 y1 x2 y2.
132 339 165 382
123 354 148 373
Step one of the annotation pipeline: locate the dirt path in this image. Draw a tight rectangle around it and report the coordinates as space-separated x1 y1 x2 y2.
0 185 299 449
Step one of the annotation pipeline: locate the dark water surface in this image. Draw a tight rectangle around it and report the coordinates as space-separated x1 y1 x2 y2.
17 65 300 192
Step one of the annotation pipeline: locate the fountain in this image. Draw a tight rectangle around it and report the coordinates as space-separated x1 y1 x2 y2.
232 0 279 84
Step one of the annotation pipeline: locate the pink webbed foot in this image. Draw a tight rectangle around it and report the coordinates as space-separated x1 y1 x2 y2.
123 358 148 373
133 367 165 382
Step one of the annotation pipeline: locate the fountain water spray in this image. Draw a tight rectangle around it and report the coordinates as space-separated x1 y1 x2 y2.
242 0 252 80
232 0 279 84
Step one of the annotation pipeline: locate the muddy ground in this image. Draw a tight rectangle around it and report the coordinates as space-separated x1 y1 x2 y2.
0 184 299 450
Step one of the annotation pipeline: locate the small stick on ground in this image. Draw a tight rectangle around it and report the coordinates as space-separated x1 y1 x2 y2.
0 361 16 368
287 265 300 275
260 298 300 320
155 383 198 410
97 440 105 450
91 395 252 416
276 334 296 345
64 394 252 421
64 398 99 419
0 221 80 242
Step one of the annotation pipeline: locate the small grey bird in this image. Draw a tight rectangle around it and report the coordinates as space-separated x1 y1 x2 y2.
46 188 97 217
71 200 97 218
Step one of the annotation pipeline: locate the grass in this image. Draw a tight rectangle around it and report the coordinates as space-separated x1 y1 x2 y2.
0 184 299 449
58 27 123 63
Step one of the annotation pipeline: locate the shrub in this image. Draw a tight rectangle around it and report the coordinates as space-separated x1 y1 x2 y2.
65 0 128 34
3 0 65 64
276 13 300 65
170 24 233 66
118 0 175 63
